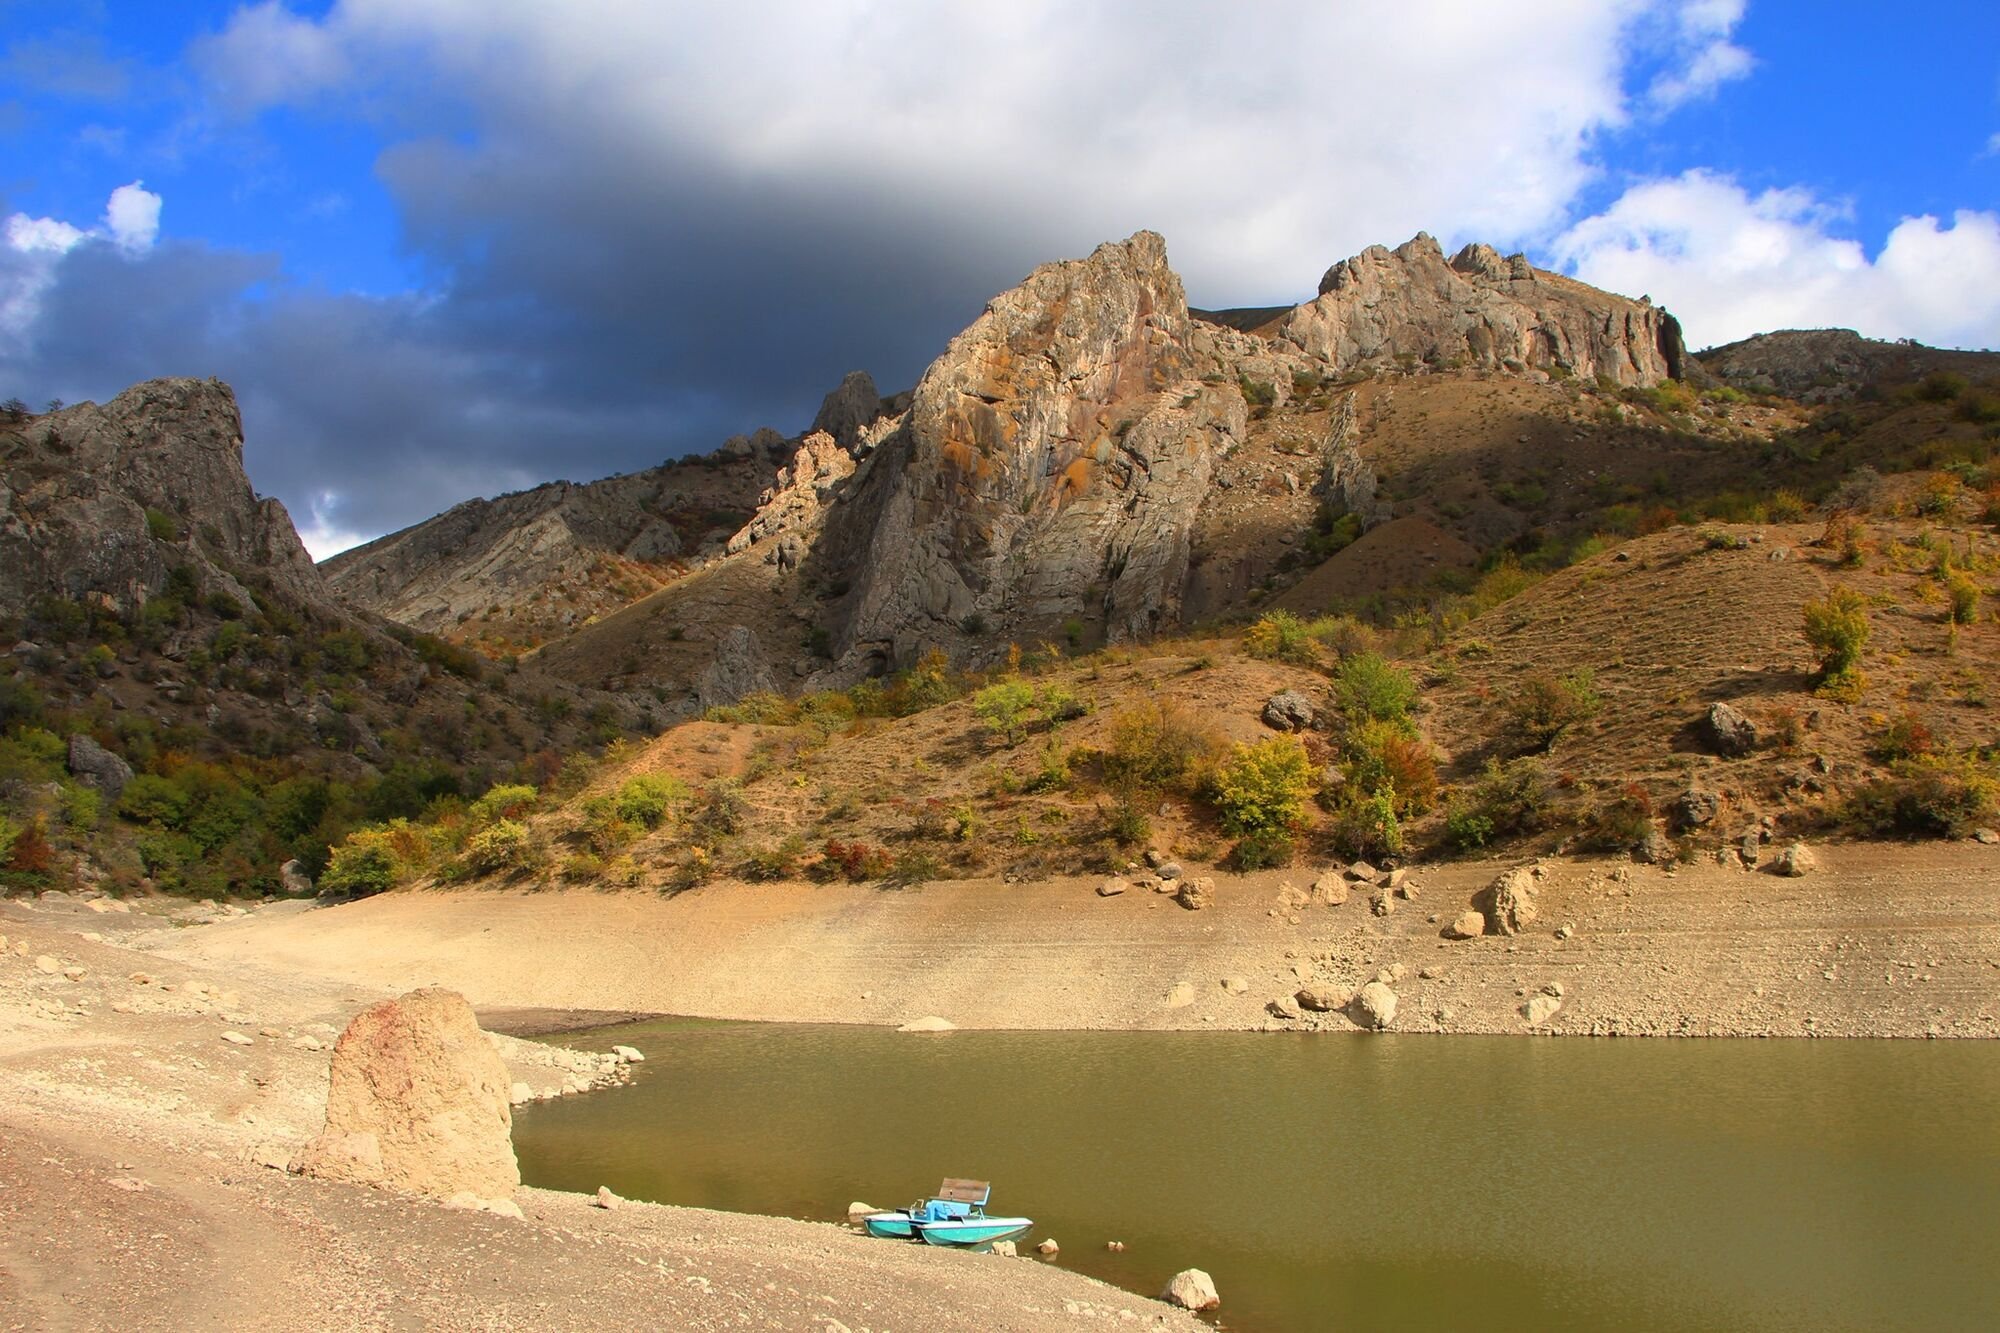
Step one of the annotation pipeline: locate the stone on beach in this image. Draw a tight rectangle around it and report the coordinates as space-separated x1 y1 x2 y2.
897 1016 957 1033
611 1044 645 1063
294 987 520 1202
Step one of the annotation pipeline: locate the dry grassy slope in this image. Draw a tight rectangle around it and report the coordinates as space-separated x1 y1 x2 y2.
1423 519 2000 820
513 646 1323 884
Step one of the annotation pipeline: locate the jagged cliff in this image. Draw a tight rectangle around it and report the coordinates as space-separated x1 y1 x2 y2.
0 379 322 618
1273 234 1683 383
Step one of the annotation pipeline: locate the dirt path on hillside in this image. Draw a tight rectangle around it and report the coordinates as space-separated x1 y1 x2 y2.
157 843 2000 1039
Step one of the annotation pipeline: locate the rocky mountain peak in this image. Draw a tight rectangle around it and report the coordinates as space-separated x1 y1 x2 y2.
1288 232 1682 385
0 377 321 617
815 229 1233 668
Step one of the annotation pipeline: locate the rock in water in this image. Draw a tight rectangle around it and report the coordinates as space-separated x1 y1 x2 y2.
294 988 519 1201
1161 1268 1221 1311
1701 701 1759 757
1473 866 1539 936
1345 981 1398 1030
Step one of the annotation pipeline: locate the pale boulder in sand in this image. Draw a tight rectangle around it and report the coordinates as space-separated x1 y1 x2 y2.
294 987 520 1202
1162 1268 1220 1310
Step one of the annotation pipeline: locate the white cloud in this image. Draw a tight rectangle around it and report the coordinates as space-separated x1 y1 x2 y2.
187 0 1761 303
1643 0 1753 109
296 491 370 560
194 1 352 111
1554 170 2000 350
4 214 87 254
104 181 162 252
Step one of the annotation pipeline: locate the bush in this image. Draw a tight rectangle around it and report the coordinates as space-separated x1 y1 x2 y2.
462 819 532 874
742 835 808 881
1914 372 1966 403
1210 736 1316 836
1844 754 1997 838
819 839 894 882
1802 590 1869 695
1330 789 1402 861
1100 701 1227 794
144 508 180 542
613 774 686 829
1242 611 1316 666
1444 758 1553 851
1228 826 1295 870
1331 652 1417 724
972 679 1038 744
1341 718 1438 816
1096 796 1151 848
470 783 539 823
320 841 396 897
1502 668 1601 753
1581 783 1653 850
1944 570 1980 626
1871 712 1935 764
118 773 192 828
4 815 56 875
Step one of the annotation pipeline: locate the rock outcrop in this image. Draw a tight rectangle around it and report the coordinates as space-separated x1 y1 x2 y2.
1274 234 1684 385
695 624 779 710
294 988 519 1202
0 379 322 618
822 231 1244 667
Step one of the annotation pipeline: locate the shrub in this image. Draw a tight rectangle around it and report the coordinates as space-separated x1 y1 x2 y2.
118 773 192 828
144 508 180 542
742 835 808 881
1581 783 1653 850
972 679 1038 744
1871 712 1936 764
1096 796 1151 848
1767 490 1809 523
1330 789 1402 861
1914 372 1966 403
1210 736 1316 835
462 819 532 874
819 839 894 882
1242 610 1317 666
4 815 56 875
1944 570 1980 626
693 781 745 837
1228 826 1295 870
1820 513 1867 566
1341 718 1438 816
1331 652 1417 724
1844 753 1997 838
1502 668 1601 753
1101 701 1227 794
1444 758 1553 851
613 774 686 829
1802 590 1869 696
320 841 396 897
470 783 539 823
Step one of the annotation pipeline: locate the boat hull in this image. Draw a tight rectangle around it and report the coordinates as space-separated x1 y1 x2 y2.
915 1217 1033 1248
861 1212 918 1240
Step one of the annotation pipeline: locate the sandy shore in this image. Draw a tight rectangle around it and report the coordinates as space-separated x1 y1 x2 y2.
160 843 2000 1038
0 897 1207 1331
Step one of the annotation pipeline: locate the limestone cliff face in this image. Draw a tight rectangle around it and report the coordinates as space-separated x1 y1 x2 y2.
825 231 1242 666
1274 234 1684 386
0 378 322 617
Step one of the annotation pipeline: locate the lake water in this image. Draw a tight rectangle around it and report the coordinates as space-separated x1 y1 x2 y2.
513 1020 2000 1332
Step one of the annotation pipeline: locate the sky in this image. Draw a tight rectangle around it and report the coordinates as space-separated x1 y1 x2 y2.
3 1 1998 557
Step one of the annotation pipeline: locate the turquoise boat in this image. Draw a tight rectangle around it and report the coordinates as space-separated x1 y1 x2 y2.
860 1179 1031 1249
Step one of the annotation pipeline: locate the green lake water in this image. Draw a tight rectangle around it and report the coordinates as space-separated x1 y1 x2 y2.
513 1020 2000 1332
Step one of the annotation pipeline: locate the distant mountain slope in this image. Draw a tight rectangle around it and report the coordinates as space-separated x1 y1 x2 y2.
1699 329 2000 401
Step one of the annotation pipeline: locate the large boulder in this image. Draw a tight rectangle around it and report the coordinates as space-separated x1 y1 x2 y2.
1345 981 1398 1030
1472 866 1538 936
294 988 519 1201
1668 787 1720 832
1176 877 1215 911
66 734 133 800
1701 702 1759 757
1161 1268 1221 1311
1772 842 1817 877
1261 690 1318 732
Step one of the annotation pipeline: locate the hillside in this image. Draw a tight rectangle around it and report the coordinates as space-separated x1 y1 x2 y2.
0 382 652 901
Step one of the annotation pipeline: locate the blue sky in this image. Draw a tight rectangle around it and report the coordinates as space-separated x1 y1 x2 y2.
4 1 1998 555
